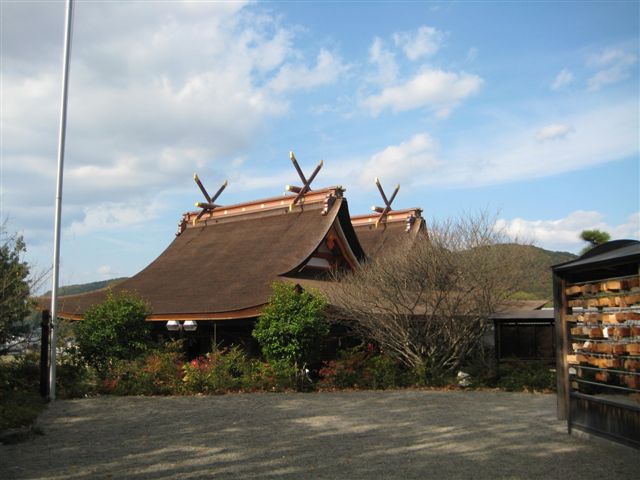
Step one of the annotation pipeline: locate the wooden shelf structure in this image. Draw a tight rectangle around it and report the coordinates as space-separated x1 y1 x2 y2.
552 240 640 449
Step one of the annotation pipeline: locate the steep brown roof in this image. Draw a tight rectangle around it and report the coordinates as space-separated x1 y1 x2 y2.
57 187 365 321
352 208 425 259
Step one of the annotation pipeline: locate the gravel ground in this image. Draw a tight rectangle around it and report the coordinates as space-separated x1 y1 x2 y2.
1 390 638 479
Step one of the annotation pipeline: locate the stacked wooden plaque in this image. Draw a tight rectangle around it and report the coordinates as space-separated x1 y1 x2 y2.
565 275 640 398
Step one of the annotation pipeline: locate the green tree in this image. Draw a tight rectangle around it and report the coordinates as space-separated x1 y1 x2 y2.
580 229 611 255
74 290 152 375
252 282 328 368
0 227 34 354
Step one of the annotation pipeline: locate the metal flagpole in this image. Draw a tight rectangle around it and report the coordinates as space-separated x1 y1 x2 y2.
49 0 74 401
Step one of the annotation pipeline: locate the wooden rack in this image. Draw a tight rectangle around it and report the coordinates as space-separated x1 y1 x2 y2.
565 274 640 398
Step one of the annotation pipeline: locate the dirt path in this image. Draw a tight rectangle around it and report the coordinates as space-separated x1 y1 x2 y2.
1 390 638 479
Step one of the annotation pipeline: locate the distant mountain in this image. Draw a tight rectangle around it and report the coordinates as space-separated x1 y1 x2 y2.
504 245 577 301
44 277 128 297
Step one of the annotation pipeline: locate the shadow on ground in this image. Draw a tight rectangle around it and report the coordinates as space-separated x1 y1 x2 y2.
1 390 638 479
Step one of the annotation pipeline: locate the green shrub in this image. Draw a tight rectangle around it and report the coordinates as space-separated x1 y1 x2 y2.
0 355 44 431
74 290 152 376
319 345 412 390
251 360 297 391
368 354 412 389
0 353 39 392
0 227 34 355
56 356 95 398
253 283 328 369
496 361 556 392
0 352 93 432
0 390 45 431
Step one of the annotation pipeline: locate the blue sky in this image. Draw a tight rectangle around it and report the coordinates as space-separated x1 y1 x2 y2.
1 1 638 288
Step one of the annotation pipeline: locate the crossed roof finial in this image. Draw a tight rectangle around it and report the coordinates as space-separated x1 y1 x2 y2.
371 177 400 228
285 151 323 211
193 174 228 223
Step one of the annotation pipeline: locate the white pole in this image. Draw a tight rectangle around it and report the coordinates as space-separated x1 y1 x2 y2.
49 0 74 401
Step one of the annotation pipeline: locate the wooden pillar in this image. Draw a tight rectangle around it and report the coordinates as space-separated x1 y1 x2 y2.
553 272 569 421
40 310 51 399
493 318 501 372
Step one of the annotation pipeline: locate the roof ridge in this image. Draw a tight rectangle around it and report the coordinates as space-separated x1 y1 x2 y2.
351 207 422 227
178 186 345 234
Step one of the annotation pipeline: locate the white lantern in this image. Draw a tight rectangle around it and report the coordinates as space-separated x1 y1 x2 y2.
183 320 198 332
166 320 180 331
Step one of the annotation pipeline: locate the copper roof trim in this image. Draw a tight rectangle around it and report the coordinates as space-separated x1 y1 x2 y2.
351 208 422 227
184 186 345 227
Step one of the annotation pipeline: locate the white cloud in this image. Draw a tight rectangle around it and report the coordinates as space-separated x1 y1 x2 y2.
422 101 638 187
66 202 162 236
317 100 637 193
551 69 573 90
97 265 112 278
360 26 479 118
587 48 636 68
393 26 444 61
496 211 640 253
232 170 291 191
231 155 248 168
368 37 398 86
587 48 637 91
360 133 439 185
268 49 349 93
362 68 483 116
535 123 572 142
1 2 346 242
245 29 294 73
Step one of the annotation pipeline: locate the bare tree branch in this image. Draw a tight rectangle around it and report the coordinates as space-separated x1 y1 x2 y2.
326 212 536 378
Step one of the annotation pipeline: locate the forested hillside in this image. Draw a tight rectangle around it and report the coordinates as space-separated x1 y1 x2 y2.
44 277 128 297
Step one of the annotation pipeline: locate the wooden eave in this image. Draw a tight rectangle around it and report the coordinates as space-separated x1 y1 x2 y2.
328 222 360 270
146 305 265 322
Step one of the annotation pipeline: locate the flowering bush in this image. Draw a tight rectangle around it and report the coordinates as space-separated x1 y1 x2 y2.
183 347 245 393
181 348 303 393
319 345 413 390
100 341 184 395
99 344 302 395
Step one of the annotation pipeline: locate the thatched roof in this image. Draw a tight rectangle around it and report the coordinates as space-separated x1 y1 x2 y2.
351 208 425 259
55 187 365 321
